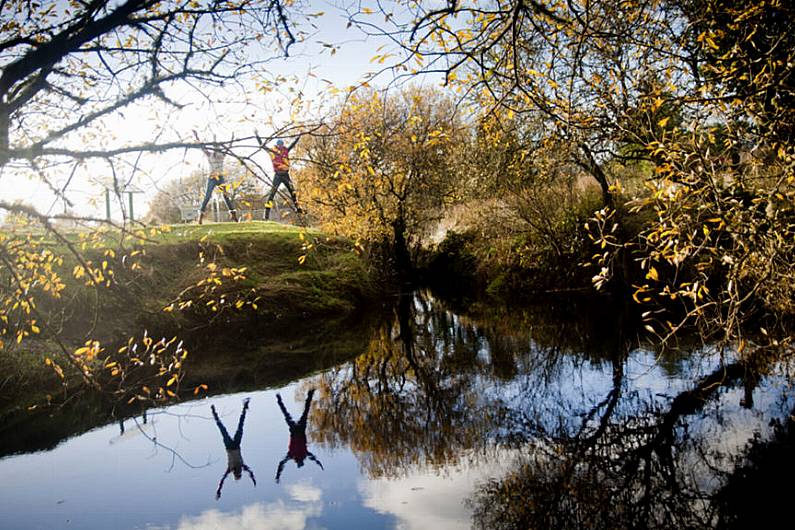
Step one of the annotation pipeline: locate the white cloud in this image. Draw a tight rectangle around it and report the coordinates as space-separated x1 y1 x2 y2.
362 472 472 530
359 449 520 530
288 483 323 503
149 500 322 530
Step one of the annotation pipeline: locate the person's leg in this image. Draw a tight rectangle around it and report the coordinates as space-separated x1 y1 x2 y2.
297 388 315 430
264 174 284 220
232 401 249 446
282 174 302 214
219 184 238 222
198 178 217 224
211 405 234 449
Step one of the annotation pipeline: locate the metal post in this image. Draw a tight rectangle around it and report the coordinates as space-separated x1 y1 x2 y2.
128 191 134 221
105 189 111 221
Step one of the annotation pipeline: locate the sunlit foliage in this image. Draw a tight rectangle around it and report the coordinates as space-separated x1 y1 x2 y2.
298 86 468 273
353 0 795 345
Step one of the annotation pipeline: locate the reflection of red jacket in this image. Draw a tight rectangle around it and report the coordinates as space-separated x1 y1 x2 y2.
288 433 308 461
270 146 290 172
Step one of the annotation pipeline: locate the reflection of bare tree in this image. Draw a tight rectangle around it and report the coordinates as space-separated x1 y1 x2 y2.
714 401 795 530
115 409 212 473
309 290 793 527
469 347 791 530
310 292 628 478
311 293 499 477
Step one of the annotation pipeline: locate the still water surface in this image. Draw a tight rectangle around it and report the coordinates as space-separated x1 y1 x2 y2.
0 293 792 529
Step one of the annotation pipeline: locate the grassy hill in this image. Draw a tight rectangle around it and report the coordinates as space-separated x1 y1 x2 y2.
0 220 381 416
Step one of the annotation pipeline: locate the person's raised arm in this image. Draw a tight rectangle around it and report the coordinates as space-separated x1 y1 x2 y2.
307 451 324 470
243 464 257 486
193 130 210 157
275 454 290 483
216 469 230 500
255 129 278 154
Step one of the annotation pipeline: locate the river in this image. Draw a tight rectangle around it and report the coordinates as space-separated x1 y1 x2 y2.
0 291 792 529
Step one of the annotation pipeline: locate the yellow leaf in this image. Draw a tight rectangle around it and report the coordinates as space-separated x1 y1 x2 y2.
166 374 178 386
658 117 670 128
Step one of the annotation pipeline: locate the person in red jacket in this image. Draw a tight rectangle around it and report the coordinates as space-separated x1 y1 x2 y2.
275 388 323 483
257 133 302 220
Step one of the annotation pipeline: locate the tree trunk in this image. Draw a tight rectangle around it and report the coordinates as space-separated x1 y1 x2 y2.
392 212 412 279
576 143 614 208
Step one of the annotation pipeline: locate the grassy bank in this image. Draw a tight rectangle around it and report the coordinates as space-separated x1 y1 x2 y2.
0 221 380 417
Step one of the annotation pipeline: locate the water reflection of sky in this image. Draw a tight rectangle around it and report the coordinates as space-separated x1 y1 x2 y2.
0 385 522 530
1 294 793 530
0 385 402 530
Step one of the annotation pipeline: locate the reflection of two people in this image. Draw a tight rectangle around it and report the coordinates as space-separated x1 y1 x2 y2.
275 388 323 483
211 398 256 499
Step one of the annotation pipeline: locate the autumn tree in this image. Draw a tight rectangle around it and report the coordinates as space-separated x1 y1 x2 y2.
455 109 600 288
0 0 313 402
352 0 698 207
298 86 468 275
354 0 795 347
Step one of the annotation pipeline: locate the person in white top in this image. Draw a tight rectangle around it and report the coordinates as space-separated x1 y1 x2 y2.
211 398 256 499
193 130 238 224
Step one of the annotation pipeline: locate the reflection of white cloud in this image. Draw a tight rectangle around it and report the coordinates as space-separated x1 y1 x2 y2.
361 472 472 530
288 483 323 503
148 500 322 530
360 450 518 530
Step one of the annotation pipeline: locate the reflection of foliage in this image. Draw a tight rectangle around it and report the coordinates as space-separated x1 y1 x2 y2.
309 292 635 478
468 347 794 530
714 402 795 530
306 290 793 528
311 293 520 477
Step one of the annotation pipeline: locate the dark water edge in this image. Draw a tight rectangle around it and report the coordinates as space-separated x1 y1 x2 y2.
0 308 381 460
0 290 793 530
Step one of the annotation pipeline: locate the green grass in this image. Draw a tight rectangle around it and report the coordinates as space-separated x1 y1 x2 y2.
1 220 378 415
